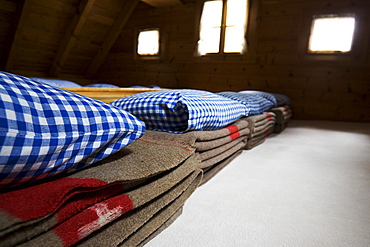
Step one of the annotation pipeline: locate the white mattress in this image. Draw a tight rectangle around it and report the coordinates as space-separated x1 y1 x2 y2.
146 120 370 247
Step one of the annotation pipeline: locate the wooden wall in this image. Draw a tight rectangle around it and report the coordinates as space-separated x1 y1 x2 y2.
95 0 370 122
0 0 18 70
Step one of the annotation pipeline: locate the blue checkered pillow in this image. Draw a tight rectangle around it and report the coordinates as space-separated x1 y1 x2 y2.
217 91 275 115
31 77 82 87
0 72 145 188
238 90 277 106
111 89 247 133
84 83 119 88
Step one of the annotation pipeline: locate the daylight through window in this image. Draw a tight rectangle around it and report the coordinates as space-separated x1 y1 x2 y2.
308 16 355 53
197 0 248 56
137 29 160 55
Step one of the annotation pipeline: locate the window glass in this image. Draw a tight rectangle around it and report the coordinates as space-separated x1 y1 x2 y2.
198 1 223 55
137 29 160 55
308 16 355 53
197 0 248 55
224 0 247 53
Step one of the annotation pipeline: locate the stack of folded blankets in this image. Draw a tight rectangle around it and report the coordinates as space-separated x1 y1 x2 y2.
145 118 250 185
244 112 276 150
111 89 276 185
270 106 293 133
0 72 202 247
0 135 202 247
269 93 293 134
215 90 293 150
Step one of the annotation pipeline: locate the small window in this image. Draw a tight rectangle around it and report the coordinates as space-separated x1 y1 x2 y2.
308 15 356 53
137 29 160 56
197 0 248 56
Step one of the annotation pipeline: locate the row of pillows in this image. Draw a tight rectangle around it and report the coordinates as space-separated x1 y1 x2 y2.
0 72 288 189
110 90 277 132
31 77 162 89
31 77 120 88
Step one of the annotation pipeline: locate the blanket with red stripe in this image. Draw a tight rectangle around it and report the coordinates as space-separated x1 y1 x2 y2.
78 170 202 247
245 112 276 150
145 118 250 183
0 134 201 247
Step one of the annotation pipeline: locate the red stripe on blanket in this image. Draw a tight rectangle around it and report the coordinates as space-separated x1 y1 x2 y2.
265 112 271 117
264 130 270 136
267 117 273 121
229 131 241 140
225 125 239 134
56 182 124 223
54 194 133 246
0 178 107 221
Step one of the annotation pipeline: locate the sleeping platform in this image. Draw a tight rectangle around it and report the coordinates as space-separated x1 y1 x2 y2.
1 72 368 247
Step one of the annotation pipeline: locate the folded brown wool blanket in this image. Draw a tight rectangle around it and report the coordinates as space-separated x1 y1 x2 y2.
245 112 276 138
245 122 275 150
199 139 246 169
273 122 289 134
21 165 203 247
201 150 243 186
77 169 202 247
136 208 183 247
269 106 292 133
145 118 250 152
245 113 276 150
144 119 249 183
270 106 292 124
0 134 199 247
245 132 269 150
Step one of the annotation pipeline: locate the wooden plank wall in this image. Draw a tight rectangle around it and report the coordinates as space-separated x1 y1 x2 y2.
95 0 370 122
0 0 19 70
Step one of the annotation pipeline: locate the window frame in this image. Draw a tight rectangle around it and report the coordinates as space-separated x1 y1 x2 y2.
193 0 259 62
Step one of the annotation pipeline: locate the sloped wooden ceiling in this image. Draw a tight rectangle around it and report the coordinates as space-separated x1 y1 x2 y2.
141 0 182 7
0 0 182 80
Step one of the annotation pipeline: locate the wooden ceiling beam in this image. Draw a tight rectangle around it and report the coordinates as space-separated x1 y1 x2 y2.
5 0 31 72
85 0 140 79
141 0 183 8
49 0 96 77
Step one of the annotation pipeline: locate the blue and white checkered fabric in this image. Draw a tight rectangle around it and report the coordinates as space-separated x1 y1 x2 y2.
217 91 275 115
111 89 247 133
238 90 277 106
0 72 145 188
31 77 82 87
84 83 119 88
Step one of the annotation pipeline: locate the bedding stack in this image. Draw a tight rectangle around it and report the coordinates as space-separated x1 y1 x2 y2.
0 134 202 247
1 72 295 246
270 106 293 133
216 91 279 150
269 93 293 133
144 117 250 185
110 89 253 185
228 90 292 136
0 72 202 246
244 112 276 150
